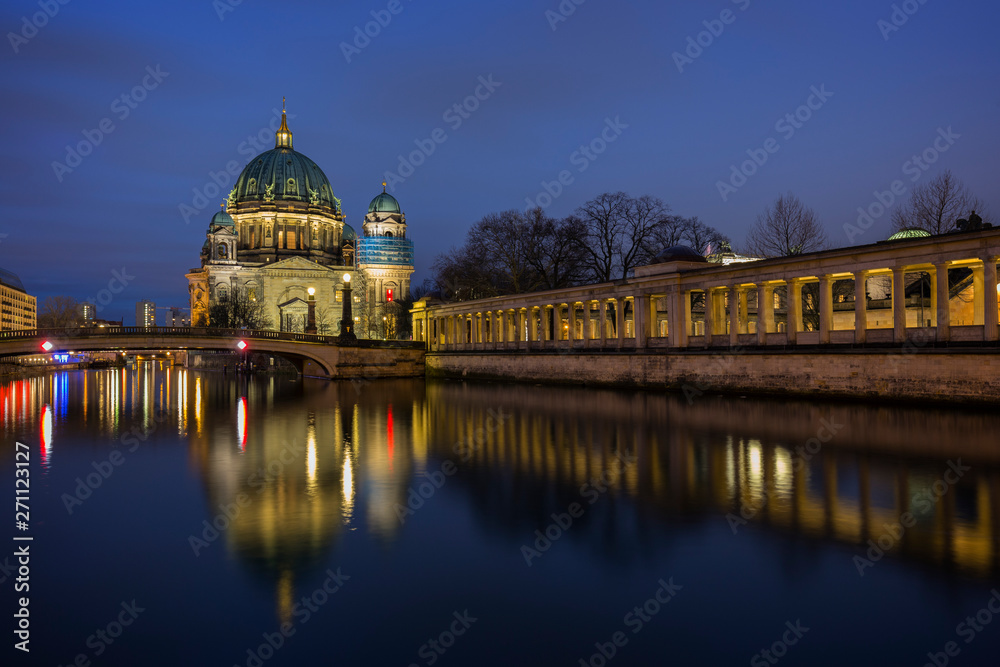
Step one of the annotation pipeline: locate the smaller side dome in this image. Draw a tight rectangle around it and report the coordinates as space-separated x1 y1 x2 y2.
211 209 235 228
655 245 708 264
342 223 357 242
368 182 401 214
887 227 931 241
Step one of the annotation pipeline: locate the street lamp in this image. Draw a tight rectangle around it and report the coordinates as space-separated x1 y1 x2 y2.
338 273 357 343
305 286 317 334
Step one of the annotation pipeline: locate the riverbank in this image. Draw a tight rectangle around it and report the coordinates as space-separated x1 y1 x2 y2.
425 346 1000 404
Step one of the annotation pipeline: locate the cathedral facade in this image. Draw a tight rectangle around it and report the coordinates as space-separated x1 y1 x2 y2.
186 109 414 334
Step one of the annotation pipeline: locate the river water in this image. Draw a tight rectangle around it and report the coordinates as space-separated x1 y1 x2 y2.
3 365 1000 666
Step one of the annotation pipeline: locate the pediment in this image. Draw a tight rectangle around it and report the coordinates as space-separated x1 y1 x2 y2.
262 256 332 272
278 296 309 309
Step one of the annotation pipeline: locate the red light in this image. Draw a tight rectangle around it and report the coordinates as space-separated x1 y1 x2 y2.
237 340 247 351
41 341 53 352
386 289 393 302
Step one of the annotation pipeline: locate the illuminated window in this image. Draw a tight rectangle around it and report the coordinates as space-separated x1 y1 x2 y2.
287 231 296 249
336 291 343 302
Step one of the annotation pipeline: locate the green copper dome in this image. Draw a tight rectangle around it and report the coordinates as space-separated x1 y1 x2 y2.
210 209 235 227
368 189 400 214
342 223 357 242
231 111 340 212
887 227 932 241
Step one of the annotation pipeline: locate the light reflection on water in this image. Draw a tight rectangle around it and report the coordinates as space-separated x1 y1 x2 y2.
3 365 1000 665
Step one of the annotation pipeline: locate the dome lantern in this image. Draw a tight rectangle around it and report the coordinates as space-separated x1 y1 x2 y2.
275 98 293 149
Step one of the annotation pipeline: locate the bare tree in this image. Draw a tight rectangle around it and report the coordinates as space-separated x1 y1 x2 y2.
891 170 993 235
680 216 730 255
523 208 588 290
743 193 829 258
37 296 80 328
574 191 630 283
466 210 535 294
208 286 272 330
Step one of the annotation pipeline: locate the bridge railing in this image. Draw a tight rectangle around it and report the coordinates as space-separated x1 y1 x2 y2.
0 327 423 350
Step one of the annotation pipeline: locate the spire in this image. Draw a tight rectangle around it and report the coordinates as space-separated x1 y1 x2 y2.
382 181 387 193
275 99 293 149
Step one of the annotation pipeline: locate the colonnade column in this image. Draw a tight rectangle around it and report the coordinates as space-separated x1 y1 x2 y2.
892 267 907 343
615 298 625 348
756 284 771 345
738 288 749 335
855 270 869 344
819 275 833 345
935 263 950 343
568 303 578 346
703 290 714 348
787 279 802 345
729 286 739 347
583 301 592 348
635 295 648 348
972 263 986 326
599 301 608 347
984 256 998 341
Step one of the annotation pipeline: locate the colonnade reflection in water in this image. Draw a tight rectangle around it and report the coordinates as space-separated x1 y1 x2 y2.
5 366 1000 618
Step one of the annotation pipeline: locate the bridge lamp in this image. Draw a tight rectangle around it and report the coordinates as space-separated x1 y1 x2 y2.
305 287 317 334
237 340 248 351
41 341 53 352
338 273 357 343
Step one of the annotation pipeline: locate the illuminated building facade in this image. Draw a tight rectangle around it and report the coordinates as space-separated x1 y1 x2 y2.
135 300 156 327
0 267 36 331
358 184 415 305
185 108 417 334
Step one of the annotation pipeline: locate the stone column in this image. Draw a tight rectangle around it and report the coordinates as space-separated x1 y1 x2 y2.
818 275 833 345
678 290 691 348
615 298 625 349
757 283 771 345
854 270 869 344
635 295 648 348
985 256 999 342
936 263 950 342
703 289 714 347
972 264 986 326
597 299 608 347
788 279 802 345
738 288 749 335
583 301 592 348
528 308 538 347
569 303 578 345
892 267 907 343
729 286 739 346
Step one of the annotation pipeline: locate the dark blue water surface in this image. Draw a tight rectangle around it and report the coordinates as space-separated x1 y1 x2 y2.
3 366 1000 666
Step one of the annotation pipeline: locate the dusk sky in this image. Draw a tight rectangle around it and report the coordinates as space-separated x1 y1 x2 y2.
2 0 998 322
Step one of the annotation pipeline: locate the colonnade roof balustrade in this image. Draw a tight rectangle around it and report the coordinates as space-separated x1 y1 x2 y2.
412 227 1000 351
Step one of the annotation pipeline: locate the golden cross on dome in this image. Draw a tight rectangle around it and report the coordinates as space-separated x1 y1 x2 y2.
382 181 387 193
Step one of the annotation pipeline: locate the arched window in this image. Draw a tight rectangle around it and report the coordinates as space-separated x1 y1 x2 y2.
384 231 393 237
217 285 229 302
217 243 228 259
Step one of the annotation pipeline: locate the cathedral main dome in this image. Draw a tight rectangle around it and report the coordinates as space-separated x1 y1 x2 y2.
231 109 340 213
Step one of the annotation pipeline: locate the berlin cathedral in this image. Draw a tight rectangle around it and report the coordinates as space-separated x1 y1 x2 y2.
186 107 415 333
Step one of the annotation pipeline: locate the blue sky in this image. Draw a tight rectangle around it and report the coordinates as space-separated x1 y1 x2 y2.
1 0 998 322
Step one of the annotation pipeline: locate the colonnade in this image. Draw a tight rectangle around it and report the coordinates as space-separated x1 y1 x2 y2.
411 231 1000 352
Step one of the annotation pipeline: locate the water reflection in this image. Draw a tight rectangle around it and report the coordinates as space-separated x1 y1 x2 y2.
3 366 1000 622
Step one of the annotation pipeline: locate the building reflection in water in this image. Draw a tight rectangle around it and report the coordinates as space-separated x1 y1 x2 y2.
3 367 1000 621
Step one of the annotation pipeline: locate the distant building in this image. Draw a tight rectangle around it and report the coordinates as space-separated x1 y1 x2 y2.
79 302 96 325
706 242 762 266
136 300 156 327
168 307 190 327
0 266 36 331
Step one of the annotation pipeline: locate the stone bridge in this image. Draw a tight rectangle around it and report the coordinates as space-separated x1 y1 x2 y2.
0 327 425 380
